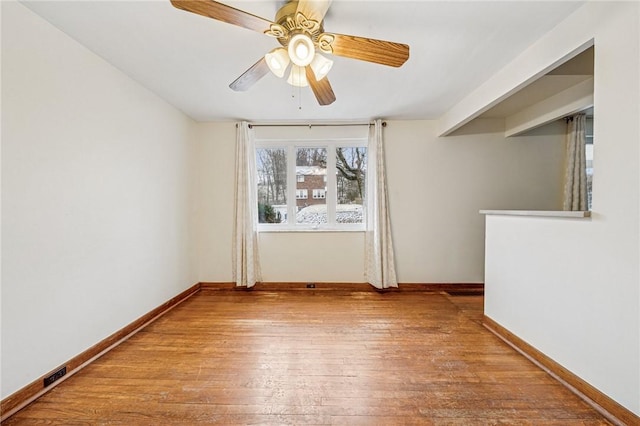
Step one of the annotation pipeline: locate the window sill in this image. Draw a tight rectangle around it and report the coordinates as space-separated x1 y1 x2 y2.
479 210 591 219
258 226 365 233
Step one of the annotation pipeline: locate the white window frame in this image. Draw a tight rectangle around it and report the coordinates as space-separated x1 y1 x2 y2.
296 189 308 199
256 138 367 232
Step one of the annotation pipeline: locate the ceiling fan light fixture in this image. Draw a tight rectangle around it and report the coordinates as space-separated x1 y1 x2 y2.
287 33 315 66
265 48 290 78
170 0 409 106
287 65 309 87
310 53 333 81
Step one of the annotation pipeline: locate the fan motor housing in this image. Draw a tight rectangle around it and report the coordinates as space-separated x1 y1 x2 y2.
274 0 325 48
275 1 299 23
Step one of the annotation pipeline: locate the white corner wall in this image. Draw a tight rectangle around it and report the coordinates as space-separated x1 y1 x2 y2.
477 2 639 415
195 119 565 284
1 2 197 398
193 122 235 283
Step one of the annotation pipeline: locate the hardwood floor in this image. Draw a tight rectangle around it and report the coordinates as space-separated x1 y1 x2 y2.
4 290 611 425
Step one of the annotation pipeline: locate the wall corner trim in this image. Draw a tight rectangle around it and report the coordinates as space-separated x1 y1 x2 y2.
483 315 639 426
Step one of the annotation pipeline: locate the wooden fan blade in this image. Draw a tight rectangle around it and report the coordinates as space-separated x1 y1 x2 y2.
229 57 270 92
296 0 332 23
170 0 274 33
305 66 336 106
329 33 409 67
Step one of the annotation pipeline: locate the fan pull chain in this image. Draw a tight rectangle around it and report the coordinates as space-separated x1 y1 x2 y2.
289 66 303 111
298 65 302 110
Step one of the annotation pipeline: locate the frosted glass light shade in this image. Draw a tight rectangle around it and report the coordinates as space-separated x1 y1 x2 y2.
265 48 290 78
287 65 309 87
288 34 315 66
310 53 333 81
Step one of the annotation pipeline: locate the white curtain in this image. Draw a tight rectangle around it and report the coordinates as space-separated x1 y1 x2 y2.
365 119 398 289
562 114 588 211
233 122 262 288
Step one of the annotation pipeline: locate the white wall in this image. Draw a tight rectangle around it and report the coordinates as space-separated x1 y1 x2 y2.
195 119 565 284
476 2 639 415
193 122 235 283
1 2 197 398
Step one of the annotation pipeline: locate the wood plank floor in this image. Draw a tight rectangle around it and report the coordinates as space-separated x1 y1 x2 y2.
5 290 611 425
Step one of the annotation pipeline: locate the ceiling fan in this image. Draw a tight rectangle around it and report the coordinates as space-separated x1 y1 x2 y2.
170 0 410 106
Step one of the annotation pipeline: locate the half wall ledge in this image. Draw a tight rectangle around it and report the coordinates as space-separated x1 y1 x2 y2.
480 210 590 218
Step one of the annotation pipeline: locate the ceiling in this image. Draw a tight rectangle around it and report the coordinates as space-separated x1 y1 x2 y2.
480 46 594 118
22 0 585 123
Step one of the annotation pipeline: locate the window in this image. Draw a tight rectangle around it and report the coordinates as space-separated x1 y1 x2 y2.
296 147 327 224
336 147 367 226
312 189 326 199
256 140 367 230
256 148 287 224
586 117 594 211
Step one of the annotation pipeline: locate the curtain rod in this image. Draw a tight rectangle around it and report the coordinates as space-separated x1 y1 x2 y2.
236 122 387 129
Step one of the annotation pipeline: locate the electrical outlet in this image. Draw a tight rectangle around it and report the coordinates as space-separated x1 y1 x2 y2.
43 366 66 387
306 283 316 288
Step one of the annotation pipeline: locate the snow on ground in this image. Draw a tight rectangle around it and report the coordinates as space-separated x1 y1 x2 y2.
295 204 363 224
